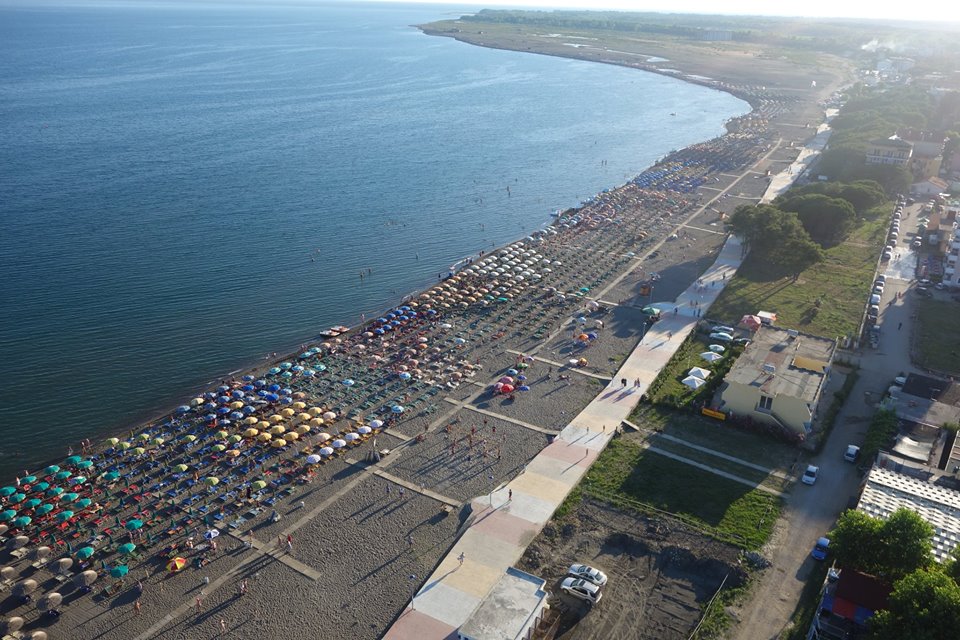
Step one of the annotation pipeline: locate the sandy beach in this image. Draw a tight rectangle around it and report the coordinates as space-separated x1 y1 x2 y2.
0 18 851 640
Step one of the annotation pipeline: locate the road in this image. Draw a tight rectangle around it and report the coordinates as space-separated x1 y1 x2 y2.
731 200 924 639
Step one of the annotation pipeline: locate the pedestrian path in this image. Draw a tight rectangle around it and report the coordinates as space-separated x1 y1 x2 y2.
383 235 744 639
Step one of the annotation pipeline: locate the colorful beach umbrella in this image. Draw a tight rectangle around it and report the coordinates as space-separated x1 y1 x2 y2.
8 493 25 504
0 487 16 497
56 511 74 522
132 447 145 455
46 487 63 497
75 546 95 560
105 437 119 446
251 480 267 490
118 441 131 450
21 476 36 484
70 476 87 485
12 516 31 528
166 557 187 572
211 444 226 452
33 481 49 492
0 510 16 521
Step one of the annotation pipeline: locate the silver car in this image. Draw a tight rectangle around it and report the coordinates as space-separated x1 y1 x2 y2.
560 577 602 604
568 563 608 586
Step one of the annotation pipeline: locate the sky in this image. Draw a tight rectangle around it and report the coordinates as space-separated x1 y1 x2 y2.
369 0 959 24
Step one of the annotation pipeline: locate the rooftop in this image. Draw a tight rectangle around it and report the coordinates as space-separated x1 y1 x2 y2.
724 326 836 403
857 466 960 564
868 136 914 149
458 567 548 640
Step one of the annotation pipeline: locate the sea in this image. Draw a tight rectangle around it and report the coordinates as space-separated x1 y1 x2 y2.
0 1 749 479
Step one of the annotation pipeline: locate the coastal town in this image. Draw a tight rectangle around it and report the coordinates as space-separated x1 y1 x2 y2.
3 7 960 640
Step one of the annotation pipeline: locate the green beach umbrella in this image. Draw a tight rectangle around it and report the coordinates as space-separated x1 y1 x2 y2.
211 444 226 452
76 460 93 469
228 435 242 444
56 511 74 522
125 519 143 531
62 493 80 503
106 437 119 446
152 437 164 445
54 471 71 480
44 465 60 475
251 480 267 490
173 464 188 472
46 487 64 497
76 498 92 508
118 442 131 450
203 477 219 487
64 456 82 465
23 498 41 509
76 546 95 560
182 435 196 443
9 493 25 504
118 543 136 555
21 475 37 484
0 510 16 521
12 516 31 527
215 430 229 439
109 565 129 578
34 482 49 492
70 476 87 485
138 433 151 441
36 504 54 515
0 486 16 497
102 471 120 481
132 447 145 455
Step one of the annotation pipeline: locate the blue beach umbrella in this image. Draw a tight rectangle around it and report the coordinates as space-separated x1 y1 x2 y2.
0 487 15 497
268 367 281 375
0 510 16 521
118 543 136 555
35 504 54 516
64 455 82 465
9 493 25 504
61 493 80 502
12 516 30 528
76 460 93 469
21 476 37 484
33 482 50 492
125 519 143 531
110 565 129 578
23 498 42 510
76 546 95 560
242 375 255 382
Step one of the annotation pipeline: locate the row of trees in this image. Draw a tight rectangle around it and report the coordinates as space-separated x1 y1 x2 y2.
725 179 884 276
829 508 960 638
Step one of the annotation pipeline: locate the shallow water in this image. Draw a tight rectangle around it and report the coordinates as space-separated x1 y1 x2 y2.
0 1 748 476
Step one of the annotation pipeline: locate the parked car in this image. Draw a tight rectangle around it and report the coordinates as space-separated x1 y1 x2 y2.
881 251 892 261
560 577 602 604
868 304 880 316
811 537 830 561
712 325 735 334
709 332 734 342
913 239 923 249
916 287 932 298
801 465 819 485
875 275 886 284
869 294 881 305
568 564 608 586
732 337 751 346
872 284 884 295
844 445 860 462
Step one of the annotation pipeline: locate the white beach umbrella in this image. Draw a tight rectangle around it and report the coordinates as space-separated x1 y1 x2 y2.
681 376 706 390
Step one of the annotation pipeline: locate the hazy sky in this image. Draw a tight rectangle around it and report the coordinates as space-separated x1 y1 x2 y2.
375 0 958 24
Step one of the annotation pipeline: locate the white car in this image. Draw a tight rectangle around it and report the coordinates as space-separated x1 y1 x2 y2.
568 564 608 586
709 332 734 342
801 465 819 485
560 577 602 604
844 445 860 463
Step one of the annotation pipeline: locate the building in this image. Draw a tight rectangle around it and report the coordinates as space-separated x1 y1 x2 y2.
911 176 949 197
865 136 913 167
857 465 960 564
807 569 892 640
718 326 837 436
457 568 549 640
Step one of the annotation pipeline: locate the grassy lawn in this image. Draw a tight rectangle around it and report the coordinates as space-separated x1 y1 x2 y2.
632 407 801 471
709 212 888 339
645 337 738 406
914 297 960 376
582 438 781 549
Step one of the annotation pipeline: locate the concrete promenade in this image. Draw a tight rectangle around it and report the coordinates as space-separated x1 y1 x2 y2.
383 235 745 639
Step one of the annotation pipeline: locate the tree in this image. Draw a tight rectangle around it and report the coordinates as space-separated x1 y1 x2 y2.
727 204 822 271
946 546 960 585
831 509 885 572
830 508 933 578
777 193 856 247
868 569 960 640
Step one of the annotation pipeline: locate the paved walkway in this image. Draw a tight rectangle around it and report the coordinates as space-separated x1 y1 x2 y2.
383 235 744 639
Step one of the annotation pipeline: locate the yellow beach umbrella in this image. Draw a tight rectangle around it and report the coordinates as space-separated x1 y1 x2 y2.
174 464 189 472
133 447 145 455
269 414 284 424
182 434 196 443
309 418 325 427
269 425 286 436
215 430 229 439
118 442 131 450
257 421 271 430
226 449 241 458
295 425 311 435
296 413 311 422
243 416 259 425
243 428 259 438
257 433 272 442
316 432 332 443
285 431 299 441
204 477 219 487
229 401 244 410
280 408 295 418
292 402 307 410
105 438 119 446
270 439 286 448
138 433 151 441
308 407 323 417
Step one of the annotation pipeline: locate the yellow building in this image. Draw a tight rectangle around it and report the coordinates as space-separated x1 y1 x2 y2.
718 326 837 436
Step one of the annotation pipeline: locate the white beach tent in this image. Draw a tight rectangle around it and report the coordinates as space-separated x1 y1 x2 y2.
688 367 712 380
681 376 706 390
700 351 722 363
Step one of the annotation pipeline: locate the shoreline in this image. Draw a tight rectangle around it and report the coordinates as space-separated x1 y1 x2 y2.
7 24 838 486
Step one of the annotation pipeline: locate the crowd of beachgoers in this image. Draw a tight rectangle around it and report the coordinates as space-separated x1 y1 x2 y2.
0 83 801 640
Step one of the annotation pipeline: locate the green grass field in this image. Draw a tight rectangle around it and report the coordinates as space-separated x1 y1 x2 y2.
581 438 781 549
913 297 960 376
644 337 735 406
709 212 888 339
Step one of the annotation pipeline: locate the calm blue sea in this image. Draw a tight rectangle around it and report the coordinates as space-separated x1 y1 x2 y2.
0 1 748 476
